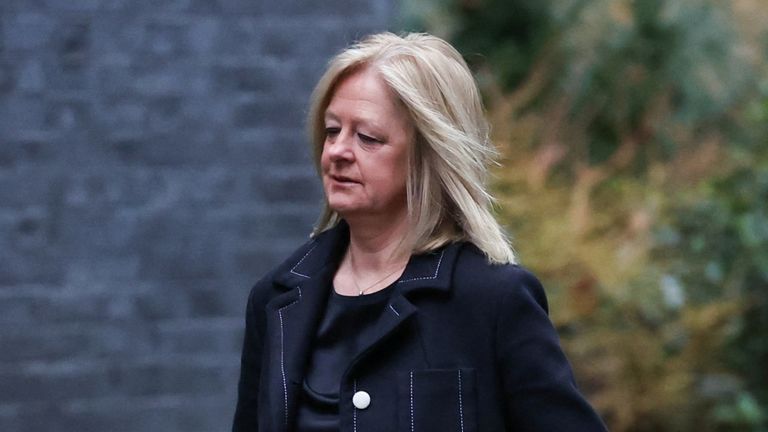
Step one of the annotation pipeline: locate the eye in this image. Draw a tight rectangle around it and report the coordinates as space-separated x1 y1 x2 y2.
358 133 381 144
325 127 340 137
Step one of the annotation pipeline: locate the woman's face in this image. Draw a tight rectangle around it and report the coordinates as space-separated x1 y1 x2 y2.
321 67 414 221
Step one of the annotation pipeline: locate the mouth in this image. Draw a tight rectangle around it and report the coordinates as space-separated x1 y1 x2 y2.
329 174 359 184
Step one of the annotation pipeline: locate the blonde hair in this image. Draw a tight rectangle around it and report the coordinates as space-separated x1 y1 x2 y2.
308 32 516 264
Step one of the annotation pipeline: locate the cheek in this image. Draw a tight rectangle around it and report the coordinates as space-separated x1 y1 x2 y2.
378 155 408 193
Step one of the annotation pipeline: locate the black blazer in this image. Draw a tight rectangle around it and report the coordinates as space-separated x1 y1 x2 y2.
233 223 607 431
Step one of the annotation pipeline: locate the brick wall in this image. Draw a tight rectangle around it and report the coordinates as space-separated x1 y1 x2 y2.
0 1 393 431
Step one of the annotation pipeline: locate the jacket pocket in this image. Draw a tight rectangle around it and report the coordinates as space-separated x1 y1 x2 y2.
398 368 477 432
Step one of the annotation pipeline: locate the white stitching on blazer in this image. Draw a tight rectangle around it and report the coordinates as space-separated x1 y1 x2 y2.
458 370 465 432
278 310 288 430
399 250 445 282
410 371 415 432
277 287 302 430
289 244 317 278
353 380 358 432
389 304 400 316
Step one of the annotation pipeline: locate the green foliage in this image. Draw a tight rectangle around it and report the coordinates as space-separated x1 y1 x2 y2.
405 0 768 430
451 0 555 89
714 393 767 431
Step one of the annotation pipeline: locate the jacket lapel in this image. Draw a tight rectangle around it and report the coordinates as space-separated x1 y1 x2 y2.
261 222 463 429
263 226 347 429
346 244 463 374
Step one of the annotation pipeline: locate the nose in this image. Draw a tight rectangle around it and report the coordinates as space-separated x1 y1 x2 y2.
325 131 354 162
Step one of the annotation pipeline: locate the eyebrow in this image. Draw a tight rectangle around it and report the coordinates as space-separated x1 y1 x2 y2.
323 110 385 134
324 111 339 122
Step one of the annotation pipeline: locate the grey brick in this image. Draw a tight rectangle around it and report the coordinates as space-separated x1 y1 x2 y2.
230 239 308 278
65 256 141 284
0 403 59 432
56 19 91 68
46 60 92 91
43 0 101 12
58 394 235 432
0 249 64 285
2 13 55 51
138 231 224 278
90 16 147 57
212 0 268 14
0 322 151 363
91 95 147 133
213 64 278 94
221 206 318 240
250 169 322 204
142 20 189 58
0 1 394 430
184 16 219 54
156 318 242 355
0 60 18 95
0 137 60 167
57 207 142 254
112 357 238 397
15 58 46 94
0 95 46 131
0 364 112 403
131 63 194 96
0 356 238 403
212 16 266 57
44 97 92 131
232 98 305 129
1 206 52 250
260 0 378 18
227 128 313 166
0 290 138 325
102 130 228 166
145 95 185 132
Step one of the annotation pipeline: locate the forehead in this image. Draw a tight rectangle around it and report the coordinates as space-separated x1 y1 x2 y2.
324 68 410 126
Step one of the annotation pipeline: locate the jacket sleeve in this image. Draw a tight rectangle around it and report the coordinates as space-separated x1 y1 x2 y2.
496 268 607 431
232 284 265 432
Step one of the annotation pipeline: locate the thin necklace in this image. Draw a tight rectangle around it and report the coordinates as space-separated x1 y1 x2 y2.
348 248 405 296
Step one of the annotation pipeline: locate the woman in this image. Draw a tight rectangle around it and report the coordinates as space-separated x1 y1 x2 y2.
233 32 607 432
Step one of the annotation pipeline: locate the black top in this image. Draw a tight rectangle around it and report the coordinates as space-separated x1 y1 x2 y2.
295 285 394 431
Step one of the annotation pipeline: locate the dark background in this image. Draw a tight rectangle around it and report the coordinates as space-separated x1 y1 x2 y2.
0 1 393 431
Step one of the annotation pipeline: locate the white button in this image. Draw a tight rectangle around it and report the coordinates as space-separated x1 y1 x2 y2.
352 391 371 409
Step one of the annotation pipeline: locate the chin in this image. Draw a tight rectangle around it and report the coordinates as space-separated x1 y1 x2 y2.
327 198 361 215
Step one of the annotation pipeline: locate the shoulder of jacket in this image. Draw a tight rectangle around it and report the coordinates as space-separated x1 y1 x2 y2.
244 234 323 304
453 243 547 308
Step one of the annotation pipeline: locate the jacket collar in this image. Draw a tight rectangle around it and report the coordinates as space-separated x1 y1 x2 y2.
272 221 460 295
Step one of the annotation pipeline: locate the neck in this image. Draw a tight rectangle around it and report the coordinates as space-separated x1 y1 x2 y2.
345 211 410 271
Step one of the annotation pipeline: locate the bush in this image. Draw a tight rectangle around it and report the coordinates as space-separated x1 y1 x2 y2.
405 0 768 430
